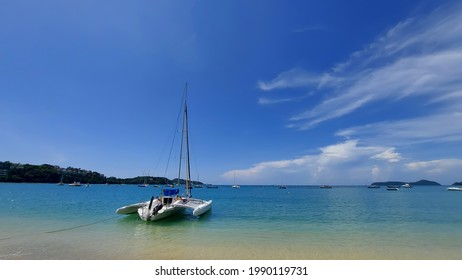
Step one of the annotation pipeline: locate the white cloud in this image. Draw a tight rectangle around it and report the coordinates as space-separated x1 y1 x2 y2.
371 148 402 163
258 92 314 106
222 140 402 184
406 159 462 175
371 165 380 179
257 68 323 91
258 97 288 105
258 96 299 105
318 140 373 163
223 141 462 184
336 112 462 145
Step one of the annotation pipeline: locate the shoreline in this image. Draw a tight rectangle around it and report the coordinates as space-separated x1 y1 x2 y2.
2 221 461 260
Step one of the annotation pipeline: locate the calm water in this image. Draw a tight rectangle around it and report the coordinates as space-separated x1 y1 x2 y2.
1 183 461 259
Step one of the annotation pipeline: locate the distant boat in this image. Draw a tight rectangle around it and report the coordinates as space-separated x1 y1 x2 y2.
69 181 81 187
320 185 332 189
193 176 203 188
206 185 218 189
232 170 240 188
57 173 64 186
387 185 399 191
138 172 149 187
402 183 412 188
447 187 462 191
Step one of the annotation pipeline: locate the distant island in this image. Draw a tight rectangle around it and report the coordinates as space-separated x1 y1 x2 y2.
0 161 202 185
371 179 441 186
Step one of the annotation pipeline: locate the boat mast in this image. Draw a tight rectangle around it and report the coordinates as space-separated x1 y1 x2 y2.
177 102 184 187
184 84 192 197
180 83 192 197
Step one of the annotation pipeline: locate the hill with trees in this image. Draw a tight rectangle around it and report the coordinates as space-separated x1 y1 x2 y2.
0 161 202 185
371 179 441 186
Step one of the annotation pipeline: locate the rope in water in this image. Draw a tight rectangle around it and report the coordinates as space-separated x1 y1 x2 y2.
44 216 118 234
0 216 118 241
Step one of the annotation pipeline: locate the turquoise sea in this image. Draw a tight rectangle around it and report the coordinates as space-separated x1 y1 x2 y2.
1 183 461 260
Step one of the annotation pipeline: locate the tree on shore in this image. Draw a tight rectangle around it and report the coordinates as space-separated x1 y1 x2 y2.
0 161 202 185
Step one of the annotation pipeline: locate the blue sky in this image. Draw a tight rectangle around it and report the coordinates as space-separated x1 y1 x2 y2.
1 0 462 185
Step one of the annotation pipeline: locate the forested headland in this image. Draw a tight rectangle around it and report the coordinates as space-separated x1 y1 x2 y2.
0 161 201 185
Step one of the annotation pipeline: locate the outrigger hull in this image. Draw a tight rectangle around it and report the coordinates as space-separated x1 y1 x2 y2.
192 200 212 216
116 201 149 214
173 198 213 216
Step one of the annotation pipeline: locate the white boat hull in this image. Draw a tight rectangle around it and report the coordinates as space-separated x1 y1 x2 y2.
192 200 212 216
116 201 149 214
137 203 184 221
447 187 462 191
136 197 212 221
173 198 212 216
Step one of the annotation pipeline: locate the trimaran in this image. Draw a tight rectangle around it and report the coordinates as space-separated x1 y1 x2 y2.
115 84 212 221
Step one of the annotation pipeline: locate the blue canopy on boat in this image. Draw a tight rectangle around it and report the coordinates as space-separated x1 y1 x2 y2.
163 189 179 196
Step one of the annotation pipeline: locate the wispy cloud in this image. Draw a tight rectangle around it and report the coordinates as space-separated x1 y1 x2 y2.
292 25 325 33
245 3 462 184
257 68 323 91
371 148 402 163
258 97 296 105
258 3 462 131
336 112 462 145
406 159 462 175
290 49 462 130
258 92 312 106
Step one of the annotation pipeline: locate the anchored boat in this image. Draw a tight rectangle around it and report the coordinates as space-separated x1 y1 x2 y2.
116 83 212 221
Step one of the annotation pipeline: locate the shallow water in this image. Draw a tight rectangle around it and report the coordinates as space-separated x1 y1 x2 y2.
1 183 461 259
